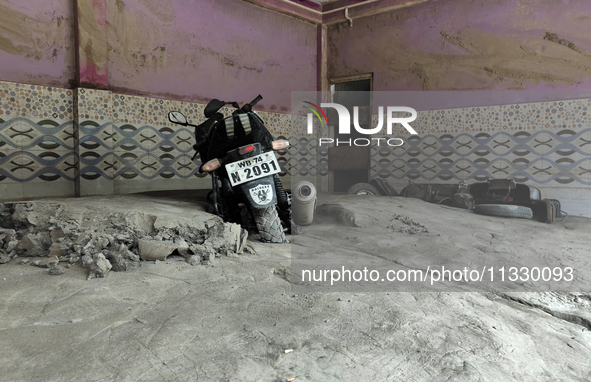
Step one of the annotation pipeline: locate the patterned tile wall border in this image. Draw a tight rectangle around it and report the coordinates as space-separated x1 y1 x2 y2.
371 130 591 186
76 90 294 185
369 99 591 189
372 99 591 136
0 80 297 200
287 117 328 185
0 81 76 197
2 78 590 204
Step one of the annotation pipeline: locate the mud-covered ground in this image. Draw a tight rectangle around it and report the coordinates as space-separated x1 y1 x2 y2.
1 193 590 381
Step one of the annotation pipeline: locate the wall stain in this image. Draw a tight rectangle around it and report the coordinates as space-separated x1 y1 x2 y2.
329 1 591 91
410 63 431 90
116 0 126 13
142 0 175 23
440 31 475 54
544 32 581 53
483 66 567 83
0 5 69 62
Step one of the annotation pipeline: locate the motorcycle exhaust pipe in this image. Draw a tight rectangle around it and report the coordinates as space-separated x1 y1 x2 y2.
291 181 317 226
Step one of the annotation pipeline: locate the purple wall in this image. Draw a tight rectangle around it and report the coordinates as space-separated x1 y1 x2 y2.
106 0 317 112
328 0 591 109
0 0 76 88
0 0 317 113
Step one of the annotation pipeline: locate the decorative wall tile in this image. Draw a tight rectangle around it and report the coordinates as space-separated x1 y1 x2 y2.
370 98 591 190
0 81 74 120
371 129 591 186
2 80 588 214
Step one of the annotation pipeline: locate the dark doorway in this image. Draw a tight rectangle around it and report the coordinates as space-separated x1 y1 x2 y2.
329 77 372 192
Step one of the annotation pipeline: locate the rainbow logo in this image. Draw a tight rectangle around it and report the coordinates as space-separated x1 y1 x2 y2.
303 101 328 125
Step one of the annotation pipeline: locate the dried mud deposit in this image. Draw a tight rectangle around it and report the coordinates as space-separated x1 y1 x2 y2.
0 196 248 279
0 194 590 381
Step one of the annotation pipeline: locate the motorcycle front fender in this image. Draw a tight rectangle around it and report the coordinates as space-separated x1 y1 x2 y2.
238 176 277 209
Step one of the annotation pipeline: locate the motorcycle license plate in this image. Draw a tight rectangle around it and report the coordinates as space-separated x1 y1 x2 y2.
225 152 281 186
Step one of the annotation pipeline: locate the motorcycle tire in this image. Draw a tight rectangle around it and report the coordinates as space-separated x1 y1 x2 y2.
473 204 533 219
347 183 382 196
252 206 287 243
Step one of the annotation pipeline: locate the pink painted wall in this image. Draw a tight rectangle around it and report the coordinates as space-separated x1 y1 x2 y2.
107 0 317 112
328 0 591 109
0 0 76 88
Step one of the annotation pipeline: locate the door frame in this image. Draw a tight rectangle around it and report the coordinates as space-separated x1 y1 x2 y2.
327 73 374 192
329 73 374 90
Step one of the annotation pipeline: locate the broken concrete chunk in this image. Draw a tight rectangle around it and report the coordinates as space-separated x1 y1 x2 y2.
50 228 65 243
125 212 156 235
0 251 11 264
239 229 248 253
0 228 16 246
1 198 255 275
59 210 83 226
174 238 189 255
11 203 59 230
17 235 37 252
186 255 201 266
31 256 59 268
203 222 248 254
10 204 35 229
95 236 110 250
138 239 177 261
110 244 140 272
49 264 66 275
189 245 216 262
75 232 88 245
17 234 49 257
81 253 112 279
48 243 67 258
6 240 18 253
27 214 38 226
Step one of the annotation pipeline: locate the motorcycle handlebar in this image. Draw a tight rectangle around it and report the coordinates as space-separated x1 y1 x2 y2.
239 95 263 113
250 95 262 107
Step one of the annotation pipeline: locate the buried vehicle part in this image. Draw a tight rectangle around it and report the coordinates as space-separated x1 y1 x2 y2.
347 183 382 196
369 178 398 196
474 204 533 219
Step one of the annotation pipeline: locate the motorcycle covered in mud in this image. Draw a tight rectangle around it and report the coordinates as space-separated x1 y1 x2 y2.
168 95 290 243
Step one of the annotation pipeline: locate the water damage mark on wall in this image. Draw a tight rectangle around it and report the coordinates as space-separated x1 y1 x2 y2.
328 0 591 92
439 31 476 54
409 63 431 90
0 5 69 60
543 32 581 54
483 66 569 83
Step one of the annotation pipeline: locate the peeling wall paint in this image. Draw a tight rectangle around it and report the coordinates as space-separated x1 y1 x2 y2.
106 0 317 112
328 0 591 108
0 0 76 88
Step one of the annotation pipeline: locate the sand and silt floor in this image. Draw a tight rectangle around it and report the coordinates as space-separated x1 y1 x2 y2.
1 192 590 381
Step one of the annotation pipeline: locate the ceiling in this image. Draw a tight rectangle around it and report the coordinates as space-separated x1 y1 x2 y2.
244 0 430 25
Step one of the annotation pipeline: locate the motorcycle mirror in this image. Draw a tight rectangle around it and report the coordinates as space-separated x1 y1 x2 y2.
168 111 187 125
204 99 226 118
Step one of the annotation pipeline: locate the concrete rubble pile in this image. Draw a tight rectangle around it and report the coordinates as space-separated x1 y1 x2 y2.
0 202 248 279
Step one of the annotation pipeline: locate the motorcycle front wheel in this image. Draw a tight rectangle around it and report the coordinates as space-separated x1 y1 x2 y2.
252 206 287 243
